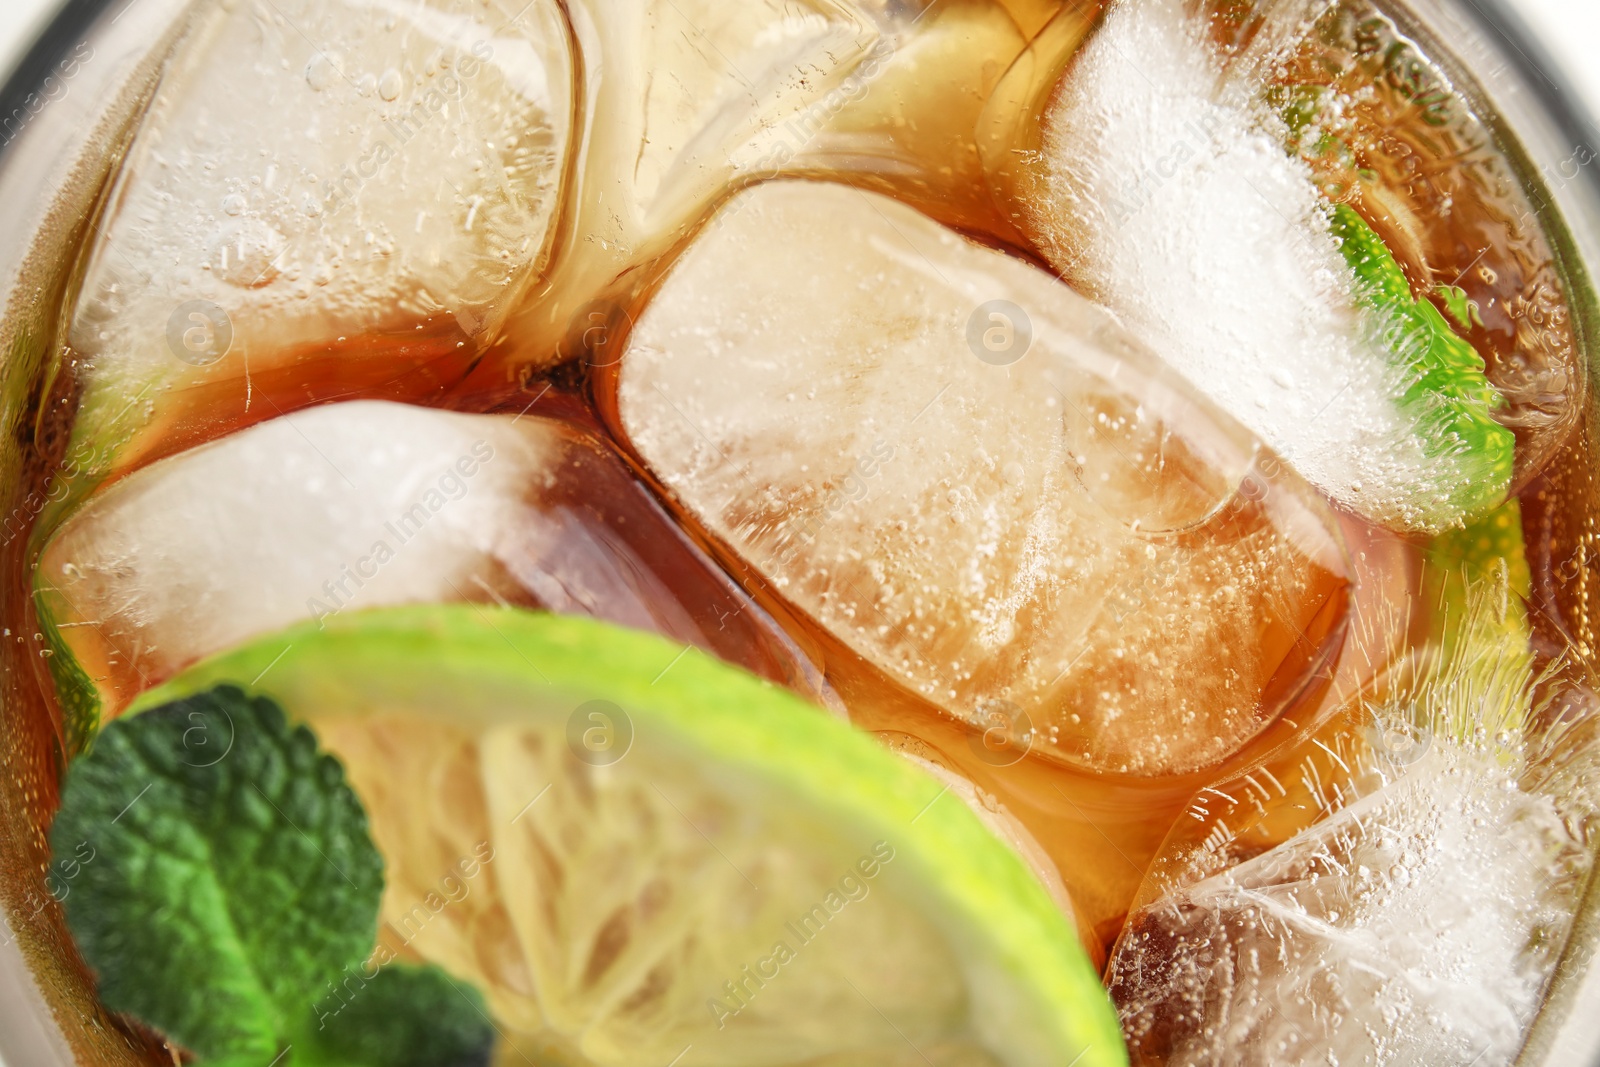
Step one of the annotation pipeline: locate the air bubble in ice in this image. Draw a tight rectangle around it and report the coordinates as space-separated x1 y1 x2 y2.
305 54 337 91
212 219 286 288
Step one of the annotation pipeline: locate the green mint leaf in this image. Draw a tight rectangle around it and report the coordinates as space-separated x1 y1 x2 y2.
1327 203 1516 521
39 611 101 759
50 685 384 1061
1435 283 1485 331
1266 84 1356 178
309 964 493 1067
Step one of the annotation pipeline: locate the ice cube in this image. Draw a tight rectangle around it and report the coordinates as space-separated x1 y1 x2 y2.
1014 0 1524 532
59 0 573 498
615 180 1350 777
1112 746 1585 1065
466 0 884 388
1252 0 1583 484
1108 579 1589 1066
36 400 826 718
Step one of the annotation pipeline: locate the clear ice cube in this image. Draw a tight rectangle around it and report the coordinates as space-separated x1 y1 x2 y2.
1108 587 1591 1066
615 180 1350 777
62 0 573 491
36 400 825 716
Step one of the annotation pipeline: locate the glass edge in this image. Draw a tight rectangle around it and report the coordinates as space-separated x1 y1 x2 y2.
0 0 116 163
1454 0 1600 196
1448 8 1600 1067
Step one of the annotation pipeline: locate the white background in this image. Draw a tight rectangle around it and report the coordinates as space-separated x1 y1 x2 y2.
0 0 1595 1066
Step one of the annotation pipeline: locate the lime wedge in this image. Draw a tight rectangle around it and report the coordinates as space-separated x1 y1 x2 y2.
1424 498 1532 649
1420 499 1536 747
129 606 1123 1067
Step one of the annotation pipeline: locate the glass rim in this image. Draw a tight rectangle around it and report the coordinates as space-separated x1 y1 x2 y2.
0 0 111 155
1452 0 1600 182
2 0 1598 174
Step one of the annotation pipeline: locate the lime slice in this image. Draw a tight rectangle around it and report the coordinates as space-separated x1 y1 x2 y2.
129 606 1123 1067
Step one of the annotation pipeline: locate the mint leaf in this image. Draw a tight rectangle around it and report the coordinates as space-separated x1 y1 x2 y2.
1267 85 1516 525
312 965 492 1067
39 611 101 758
1327 203 1516 521
51 687 377 1059
49 685 492 1065
1435 283 1485 332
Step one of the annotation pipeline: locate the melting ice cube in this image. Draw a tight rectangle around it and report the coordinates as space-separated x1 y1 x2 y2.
36 400 825 719
615 180 1350 777
1017 0 1524 532
1108 578 1591 1066
61 0 573 495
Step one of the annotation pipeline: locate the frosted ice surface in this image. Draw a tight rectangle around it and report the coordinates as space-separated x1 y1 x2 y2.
36 400 823 714
1028 0 1489 532
617 180 1351 776
65 0 573 483
1114 748 1583 1065
1109 610 1590 1066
